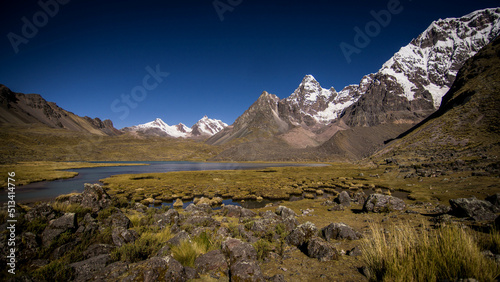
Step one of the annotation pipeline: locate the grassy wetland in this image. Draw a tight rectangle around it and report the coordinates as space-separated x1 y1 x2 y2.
100 160 500 206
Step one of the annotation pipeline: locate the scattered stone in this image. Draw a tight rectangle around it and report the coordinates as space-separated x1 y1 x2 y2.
286 222 318 247
321 222 362 241
195 250 228 277
363 194 406 213
70 254 111 282
230 260 265 282
486 193 500 211
125 256 186 281
167 230 190 246
432 204 452 214
270 274 286 282
134 202 147 213
112 227 139 247
328 204 345 211
83 244 115 259
306 237 339 261
449 197 497 221
50 212 77 230
351 191 368 205
223 205 243 217
104 210 131 229
92 261 129 281
276 206 297 219
347 246 362 256
41 213 78 247
81 183 112 213
222 238 258 265
335 191 351 207
24 203 57 221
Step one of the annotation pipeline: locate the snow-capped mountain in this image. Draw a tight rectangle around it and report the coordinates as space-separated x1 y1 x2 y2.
123 116 227 138
283 8 500 128
340 7 500 127
379 8 500 108
191 116 228 136
209 8 500 150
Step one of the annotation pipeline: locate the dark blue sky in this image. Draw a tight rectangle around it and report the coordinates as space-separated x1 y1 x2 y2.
1 0 498 129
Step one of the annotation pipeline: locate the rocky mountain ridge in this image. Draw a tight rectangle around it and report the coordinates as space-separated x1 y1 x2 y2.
0 84 121 136
207 7 500 160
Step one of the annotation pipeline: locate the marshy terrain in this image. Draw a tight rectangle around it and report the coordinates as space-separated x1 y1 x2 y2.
1 159 499 281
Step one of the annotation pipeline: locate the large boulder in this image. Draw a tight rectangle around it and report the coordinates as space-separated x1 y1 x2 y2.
167 230 190 246
81 183 112 213
70 254 111 282
222 238 264 281
112 227 139 247
222 238 258 265
306 237 339 261
194 250 229 277
50 212 77 229
363 194 406 213
123 256 186 282
230 260 265 282
486 193 500 211
449 197 497 221
285 222 318 247
276 206 297 219
103 210 131 229
321 223 362 241
24 203 57 221
335 191 351 207
41 213 77 247
222 205 255 218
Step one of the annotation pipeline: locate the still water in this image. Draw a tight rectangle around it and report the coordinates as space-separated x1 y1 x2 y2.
4 162 325 204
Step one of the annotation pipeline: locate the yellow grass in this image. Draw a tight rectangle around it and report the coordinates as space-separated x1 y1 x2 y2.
361 222 500 281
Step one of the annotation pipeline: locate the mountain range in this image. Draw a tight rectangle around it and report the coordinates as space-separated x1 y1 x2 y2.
1 7 499 163
122 116 228 138
207 7 500 160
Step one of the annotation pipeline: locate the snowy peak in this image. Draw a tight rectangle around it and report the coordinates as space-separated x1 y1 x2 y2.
379 7 500 108
123 116 227 138
191 116 228 136
124 118 192 138
340 7 500 127
289 75 335 103
282 75 360 125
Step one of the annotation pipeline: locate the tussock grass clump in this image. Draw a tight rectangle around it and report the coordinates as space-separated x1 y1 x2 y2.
111 227 172 263
51 201 91 217
362 222 500 281
171 232 219 267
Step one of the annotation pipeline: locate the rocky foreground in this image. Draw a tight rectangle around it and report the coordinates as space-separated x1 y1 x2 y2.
1 183 499 281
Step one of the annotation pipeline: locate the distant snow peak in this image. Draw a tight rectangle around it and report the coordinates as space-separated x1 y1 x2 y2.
125 116 228 138
192 116 228 136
